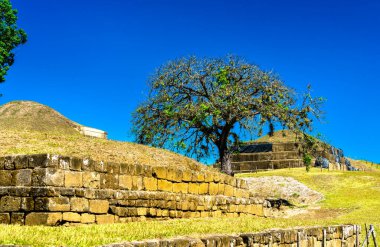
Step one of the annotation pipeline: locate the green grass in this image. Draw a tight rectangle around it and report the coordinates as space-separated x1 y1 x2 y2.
1 167 379 247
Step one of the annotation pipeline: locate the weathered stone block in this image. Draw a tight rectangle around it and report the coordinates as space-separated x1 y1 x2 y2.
13 169 32 186
182 170 193 182
82 158 94 171
32 168 64 187
100 173 119 189
27 154 49 168
21 197 34 211
0 196 21 211
25 212 62 226
95 161 107 172
71 197 89 212
132 176 143 190
153 166 167 179
70 157 82 171
209 182 219 195
10 212 24 224
65 171 83 187
157 179 173 192
48 197 70 211
224 185 234 197
199 183 209 194
143 177 157 191
119 175 133 190
81 213 96 223
82 171 100 188
0 170 12 186
89 200 109 214
188 183 199 194
63 212 81 222
96 214 115 224
173 183 188 193
106 162 120 174
0 213 10 224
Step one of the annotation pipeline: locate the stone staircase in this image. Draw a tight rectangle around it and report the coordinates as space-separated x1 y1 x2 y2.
231 143 303 173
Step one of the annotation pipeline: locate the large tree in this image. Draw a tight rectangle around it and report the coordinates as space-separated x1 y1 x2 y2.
0 0 27 84
133 56 323 175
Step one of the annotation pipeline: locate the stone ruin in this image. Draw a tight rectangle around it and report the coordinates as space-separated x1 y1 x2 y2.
230 142 357 173
0 154 271 225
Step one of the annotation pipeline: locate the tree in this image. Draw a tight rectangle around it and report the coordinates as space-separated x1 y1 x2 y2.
0 0 27 85
132 56 323 175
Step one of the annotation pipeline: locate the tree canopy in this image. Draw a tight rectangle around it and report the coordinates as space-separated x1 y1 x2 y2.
0 0 27 84
133 56 323 175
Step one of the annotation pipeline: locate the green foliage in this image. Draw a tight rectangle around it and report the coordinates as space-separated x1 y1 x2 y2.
0 0 27 83
132 56 323 173
303 153 312 172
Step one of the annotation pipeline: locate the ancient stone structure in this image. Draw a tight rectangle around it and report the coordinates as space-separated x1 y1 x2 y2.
79 126 108 139
0 154 269 225
230 142 303 173
229 142 356 173
104 224 360 247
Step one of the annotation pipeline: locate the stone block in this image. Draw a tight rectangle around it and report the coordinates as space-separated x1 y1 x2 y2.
70 157 82 171
153 166 167 179
119 163 130 174
65 171 83 187
0 170 12 186
0 196 21 211
0 213 10 224
89 200 109 214
100 173 119 189
82 172 100 188
96 214 115 224
95 161 107 172
182 170 193 182
47 197 70 211
199 183 209 194
81 213 96 223
25 212 62 226
119 175 133 190
173 183 188 193
13 169 32 186
166 168 182 182
143 177 157 191
32 168 64 187
157 179 173 192
224 185 234 197
21 197 34 211
106 162 120 174
82 158 94 171
188 183 199 194
58 156 70 170
132 176 143 190
218 183 225 195
71 197 89 212
63 212 81 222
27 154 50 168
209 183 219 195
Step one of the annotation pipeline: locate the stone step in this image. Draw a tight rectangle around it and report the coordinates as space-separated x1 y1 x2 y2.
232 159 303 172
232 151 301 162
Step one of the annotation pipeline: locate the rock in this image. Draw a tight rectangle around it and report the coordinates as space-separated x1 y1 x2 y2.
243 176 324 206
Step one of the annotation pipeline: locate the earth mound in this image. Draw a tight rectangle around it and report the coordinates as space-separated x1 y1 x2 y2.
0 100 208 171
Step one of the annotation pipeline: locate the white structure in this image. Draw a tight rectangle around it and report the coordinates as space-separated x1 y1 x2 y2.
79 126 107 139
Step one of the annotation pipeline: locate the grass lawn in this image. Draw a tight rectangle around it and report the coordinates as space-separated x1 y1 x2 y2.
0 167 379 246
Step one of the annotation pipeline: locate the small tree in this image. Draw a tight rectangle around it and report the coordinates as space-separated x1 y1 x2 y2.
0 0 27 85
133 56 323 175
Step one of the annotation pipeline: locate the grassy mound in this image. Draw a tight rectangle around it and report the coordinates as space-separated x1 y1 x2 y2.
0 101 207 170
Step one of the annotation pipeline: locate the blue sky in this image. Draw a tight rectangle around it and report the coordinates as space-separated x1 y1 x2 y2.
2 0 379 163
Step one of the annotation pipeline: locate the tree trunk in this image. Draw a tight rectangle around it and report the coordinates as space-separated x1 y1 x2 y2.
220 151 233 176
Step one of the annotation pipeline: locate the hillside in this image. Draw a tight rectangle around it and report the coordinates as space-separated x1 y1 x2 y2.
0 101 208 170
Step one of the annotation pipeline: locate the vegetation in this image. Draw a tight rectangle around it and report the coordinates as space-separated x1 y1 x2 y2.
133 56 323 174
0 0 27 84
0 167 378 246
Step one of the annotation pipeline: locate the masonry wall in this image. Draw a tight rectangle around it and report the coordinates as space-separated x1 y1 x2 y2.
105 225 360 247
0 154 268 225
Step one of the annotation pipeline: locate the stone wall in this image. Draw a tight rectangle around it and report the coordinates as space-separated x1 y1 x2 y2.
0 154 268 225
230 143 303 173
104 224 360 247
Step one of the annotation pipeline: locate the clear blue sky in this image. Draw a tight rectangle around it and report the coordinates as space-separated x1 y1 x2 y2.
2 0 379 163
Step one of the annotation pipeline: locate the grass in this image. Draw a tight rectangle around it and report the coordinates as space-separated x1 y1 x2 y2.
0 167 379 247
